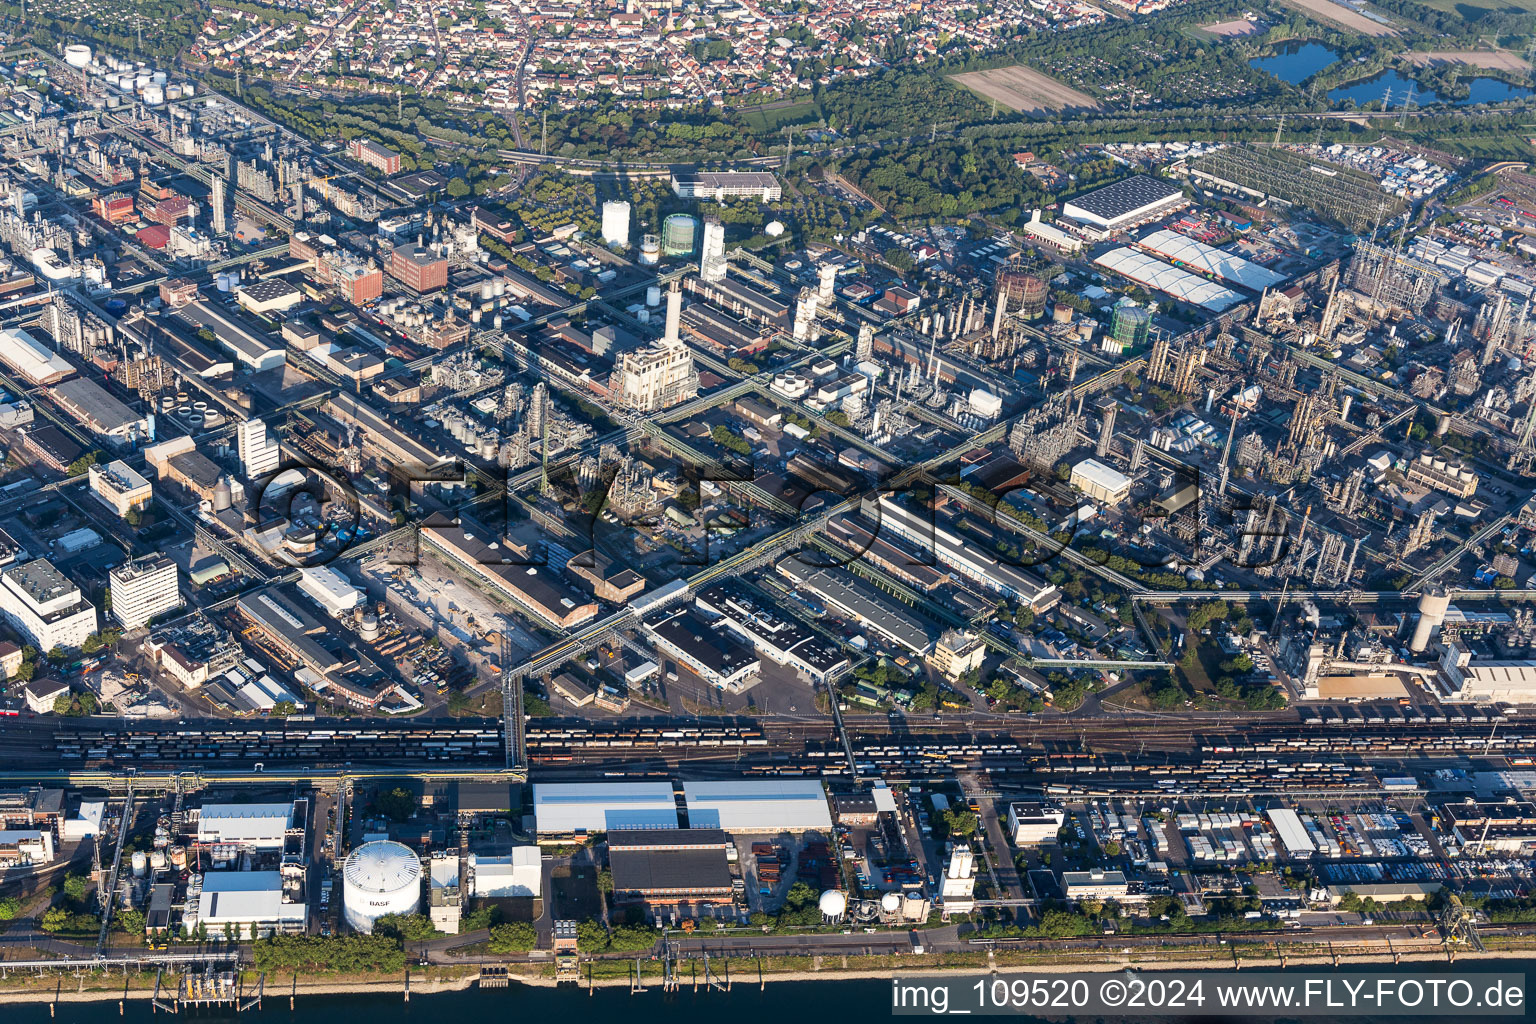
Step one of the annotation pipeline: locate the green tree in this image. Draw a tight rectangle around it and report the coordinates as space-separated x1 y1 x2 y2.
487 921 537 952
375 787 418 822
373 913 438 942
446 177 471 198
0 895 20 920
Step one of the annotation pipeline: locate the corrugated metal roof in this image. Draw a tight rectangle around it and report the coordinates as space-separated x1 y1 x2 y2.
533 782 679 833
1093 247 1245 311
1136 229 1287 291
682 780 832 832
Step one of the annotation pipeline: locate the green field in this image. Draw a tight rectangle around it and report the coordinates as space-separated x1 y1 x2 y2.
736 100 821 134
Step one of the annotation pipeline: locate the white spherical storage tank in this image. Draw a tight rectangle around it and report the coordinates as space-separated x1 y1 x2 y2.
343 840 421 934
818 889 847 919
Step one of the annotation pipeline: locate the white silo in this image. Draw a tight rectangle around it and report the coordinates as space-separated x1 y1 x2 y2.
343 840 421 934
601 200 631 248
818 889 847 921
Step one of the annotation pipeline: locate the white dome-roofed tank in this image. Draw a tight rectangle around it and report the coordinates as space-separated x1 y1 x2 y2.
343 840 421 934
880 891 902 914
64 45 92 69
818 889 847 920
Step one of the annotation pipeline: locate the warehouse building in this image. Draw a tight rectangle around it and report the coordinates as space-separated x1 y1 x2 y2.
236 587 352 680
1134 228 1287 291
236 279 303 315
1062 175 1186 234
533 782 680 838
682 780 833 833
194 802 296 850
694 584 850 685
1092 247 1245 312
1264 807 1316 859
421 516 599 629
861 496 1062 613
0 328 73 385
470 846 542 897
644 608 762 692
1069 458 1133 505
297 565 361 618
608 828 733 913
195 870 306 937
49 377 153 445
775 560 939 656
175 300 286 371
1439 641 1536 703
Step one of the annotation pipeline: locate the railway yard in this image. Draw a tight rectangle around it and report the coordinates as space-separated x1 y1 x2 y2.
2 704 1527 795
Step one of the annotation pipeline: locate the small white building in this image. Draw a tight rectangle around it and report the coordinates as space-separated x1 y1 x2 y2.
470 846 541 897
0 829 55 866
194 802 294 849
196 870 306 937
1006 803 1065 846
297 566 361 618
1070 458 1132 505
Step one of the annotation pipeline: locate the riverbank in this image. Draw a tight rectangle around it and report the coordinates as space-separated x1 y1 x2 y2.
0 938 1532 1006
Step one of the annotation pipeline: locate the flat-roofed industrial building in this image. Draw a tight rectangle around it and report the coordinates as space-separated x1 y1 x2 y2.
682 780 832 833
533 782 680 837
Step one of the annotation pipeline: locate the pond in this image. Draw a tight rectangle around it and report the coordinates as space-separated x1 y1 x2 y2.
1327 68 1533 106
1249 41 1340 85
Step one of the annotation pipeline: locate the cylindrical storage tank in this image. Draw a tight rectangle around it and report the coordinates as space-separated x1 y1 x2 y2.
492 279 505 298
1410 588 1452 654
636 309 650 325
151 71 167 85
149 850 167 870
63 44 92 69
134 73 150 91
182 82 196 97
142 85 165 106
996 266 1047 320
639 234 661 266
646 284 661 307
661 214 697 257
131 850 147 877
343 840 421 934
166 84 183 101
169 845 186 869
